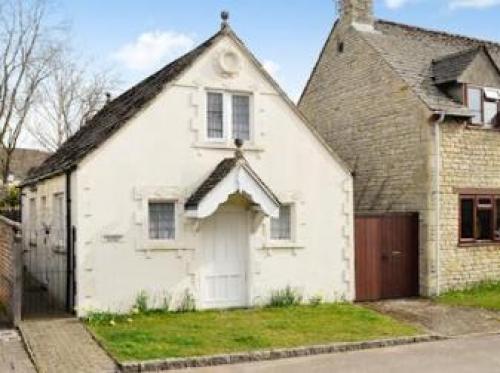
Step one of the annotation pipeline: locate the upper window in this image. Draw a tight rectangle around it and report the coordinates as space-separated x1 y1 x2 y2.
207 92 224 139
460 194 500 243
206 91 251 141
271 205 292 240
466 86 500 127
148 201 175 240
232 95 250 140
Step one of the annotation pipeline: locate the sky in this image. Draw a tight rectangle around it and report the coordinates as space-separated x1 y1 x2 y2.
55 0 500 102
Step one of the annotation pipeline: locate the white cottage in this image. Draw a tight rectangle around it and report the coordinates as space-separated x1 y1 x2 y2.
20 15 354 316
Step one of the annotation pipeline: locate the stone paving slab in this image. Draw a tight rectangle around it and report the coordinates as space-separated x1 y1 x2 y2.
0 329 36 372
365 298 500 336
19 317 116 373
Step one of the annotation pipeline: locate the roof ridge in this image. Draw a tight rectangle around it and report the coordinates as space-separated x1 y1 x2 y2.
376 19 500 49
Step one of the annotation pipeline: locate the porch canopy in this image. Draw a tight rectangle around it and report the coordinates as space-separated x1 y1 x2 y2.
185 156 280 219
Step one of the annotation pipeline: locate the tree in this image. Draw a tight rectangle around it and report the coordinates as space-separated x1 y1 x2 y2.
0 0 61 184
28 51 118 151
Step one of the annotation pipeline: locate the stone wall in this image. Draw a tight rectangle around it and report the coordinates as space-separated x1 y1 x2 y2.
439 122 500 290
0 215 21 325
299 23 437 294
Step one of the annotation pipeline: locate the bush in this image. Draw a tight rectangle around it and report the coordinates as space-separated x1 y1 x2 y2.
0 186 19 209
268 286 302 308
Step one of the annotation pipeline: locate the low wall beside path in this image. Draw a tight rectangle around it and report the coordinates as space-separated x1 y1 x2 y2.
0 215 22 326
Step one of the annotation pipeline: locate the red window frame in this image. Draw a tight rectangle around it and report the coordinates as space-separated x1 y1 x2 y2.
459 194 500 244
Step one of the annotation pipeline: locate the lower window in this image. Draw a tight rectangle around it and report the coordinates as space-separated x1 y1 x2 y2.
148 201 175 240
270 205 292 240
460 195 500 243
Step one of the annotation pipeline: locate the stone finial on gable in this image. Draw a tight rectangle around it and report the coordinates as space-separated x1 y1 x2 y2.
221 10 230 30
338 0 374 31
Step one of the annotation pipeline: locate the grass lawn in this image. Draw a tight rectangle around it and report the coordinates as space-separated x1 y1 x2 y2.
87 304 419 361
437 281 500 311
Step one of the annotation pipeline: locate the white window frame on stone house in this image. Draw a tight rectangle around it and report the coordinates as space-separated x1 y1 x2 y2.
205 89 253 144
465 85 500 128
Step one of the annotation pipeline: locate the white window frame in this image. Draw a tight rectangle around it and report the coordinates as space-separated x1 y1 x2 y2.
144 198 181 249
205 91 225 141
466 85 500 128
204 89 253 143
267 203 297 246
147 200 176 241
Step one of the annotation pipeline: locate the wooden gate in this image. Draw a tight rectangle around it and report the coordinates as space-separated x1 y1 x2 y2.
355 213 419 301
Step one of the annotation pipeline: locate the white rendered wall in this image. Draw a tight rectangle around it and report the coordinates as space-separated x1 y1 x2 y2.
71 35 354 315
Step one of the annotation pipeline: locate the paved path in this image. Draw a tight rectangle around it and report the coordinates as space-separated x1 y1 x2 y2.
0 329 36 372
183 334 500 373
366 298 500 336
19 317 116 373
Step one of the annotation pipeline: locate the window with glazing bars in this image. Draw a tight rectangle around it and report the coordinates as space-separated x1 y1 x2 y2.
232 95 250 140
148 202 175 240
207 92 223 138
271 205 291 240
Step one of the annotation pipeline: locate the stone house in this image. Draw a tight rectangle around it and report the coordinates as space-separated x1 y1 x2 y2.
19 15 353 316
300 0 500 297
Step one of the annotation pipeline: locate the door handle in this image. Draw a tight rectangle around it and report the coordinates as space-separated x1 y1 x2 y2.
392 251 402 256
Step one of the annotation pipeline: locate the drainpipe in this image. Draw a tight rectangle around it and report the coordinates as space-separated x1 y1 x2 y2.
433 111 445 296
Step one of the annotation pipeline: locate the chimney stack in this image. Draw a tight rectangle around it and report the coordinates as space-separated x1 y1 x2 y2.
339 0 374 31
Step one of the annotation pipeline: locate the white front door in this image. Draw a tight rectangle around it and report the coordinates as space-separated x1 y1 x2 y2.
201 206 248 308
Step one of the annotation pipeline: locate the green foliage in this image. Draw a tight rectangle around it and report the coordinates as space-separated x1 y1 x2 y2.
0 186 19 209
134 291 149 313
87 303 419 361
85 311 126 326
437 280 500 311
268 286 302 308
177 289 196 313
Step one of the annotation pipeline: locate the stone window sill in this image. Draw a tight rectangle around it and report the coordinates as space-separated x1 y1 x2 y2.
465 125 500 132
192 142 264 152
458 241 500 248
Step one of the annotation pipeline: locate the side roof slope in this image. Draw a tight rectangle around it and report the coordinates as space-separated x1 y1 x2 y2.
361 20 500 116
300 19 500 118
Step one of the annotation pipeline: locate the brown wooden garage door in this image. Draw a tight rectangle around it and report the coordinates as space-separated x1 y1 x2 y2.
355 213 419 301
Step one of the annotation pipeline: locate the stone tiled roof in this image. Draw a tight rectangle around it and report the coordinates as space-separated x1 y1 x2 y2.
360 20 500 117
22 30 224 186
185 155 280 210
185 158 238 209
432 47 483 85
